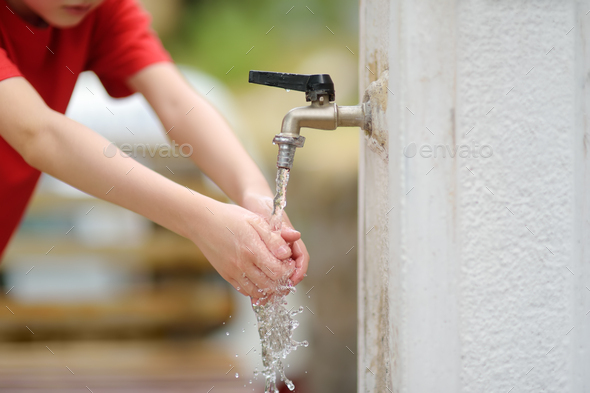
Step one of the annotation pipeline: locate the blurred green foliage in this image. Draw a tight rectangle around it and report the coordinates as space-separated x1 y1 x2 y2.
162 0 358 90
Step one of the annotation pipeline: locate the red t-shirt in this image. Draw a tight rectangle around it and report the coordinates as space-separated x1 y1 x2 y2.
0 0 171 257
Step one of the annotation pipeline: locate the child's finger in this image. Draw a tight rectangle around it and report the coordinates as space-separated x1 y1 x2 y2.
249 218 292 260
289 240 308 286
281 226 301 243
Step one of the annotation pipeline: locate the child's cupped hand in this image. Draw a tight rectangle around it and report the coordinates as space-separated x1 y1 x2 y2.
192 201 300 298
241 192 309 286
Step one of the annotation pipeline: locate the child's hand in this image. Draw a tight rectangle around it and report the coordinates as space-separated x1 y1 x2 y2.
191 201 296 298
241 192 310 286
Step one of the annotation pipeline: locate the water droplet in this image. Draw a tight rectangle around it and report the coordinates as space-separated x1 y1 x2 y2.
222 322 225 325
235 354 238 357
237 286 241 290
249 380 252 384
285 89 291 92
226 332 229 336
242 329 245 333
229 315 232 318
305 371 307 374
235 372 239 378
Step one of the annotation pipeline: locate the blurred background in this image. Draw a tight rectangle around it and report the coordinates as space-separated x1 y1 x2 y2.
0 0 359 392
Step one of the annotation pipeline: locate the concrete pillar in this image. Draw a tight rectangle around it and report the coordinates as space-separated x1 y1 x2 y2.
358 1 590 392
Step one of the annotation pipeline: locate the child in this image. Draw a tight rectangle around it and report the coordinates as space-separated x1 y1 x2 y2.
0 0 309 298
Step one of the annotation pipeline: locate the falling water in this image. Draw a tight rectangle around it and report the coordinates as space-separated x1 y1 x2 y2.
252 167 308 393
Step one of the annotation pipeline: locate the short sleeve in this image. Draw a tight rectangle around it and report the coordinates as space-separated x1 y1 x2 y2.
85 0 172 98
0 47 22 83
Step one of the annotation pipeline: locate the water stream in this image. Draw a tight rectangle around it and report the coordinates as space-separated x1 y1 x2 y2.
252 167 308 393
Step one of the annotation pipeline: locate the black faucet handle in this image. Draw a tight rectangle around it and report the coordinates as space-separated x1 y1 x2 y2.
249 70 335 102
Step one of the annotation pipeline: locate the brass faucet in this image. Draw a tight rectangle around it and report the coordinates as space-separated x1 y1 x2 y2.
249 71 371 169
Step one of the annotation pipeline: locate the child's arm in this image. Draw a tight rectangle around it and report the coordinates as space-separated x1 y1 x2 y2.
127 63 310 285
0 76 297 297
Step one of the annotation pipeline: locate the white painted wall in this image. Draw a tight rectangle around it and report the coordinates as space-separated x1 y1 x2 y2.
358 1 590 392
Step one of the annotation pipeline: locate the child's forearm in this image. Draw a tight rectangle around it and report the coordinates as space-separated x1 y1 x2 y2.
128 63 274 206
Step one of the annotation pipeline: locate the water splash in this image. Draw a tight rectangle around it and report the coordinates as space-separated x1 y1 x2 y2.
252 167 307 393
